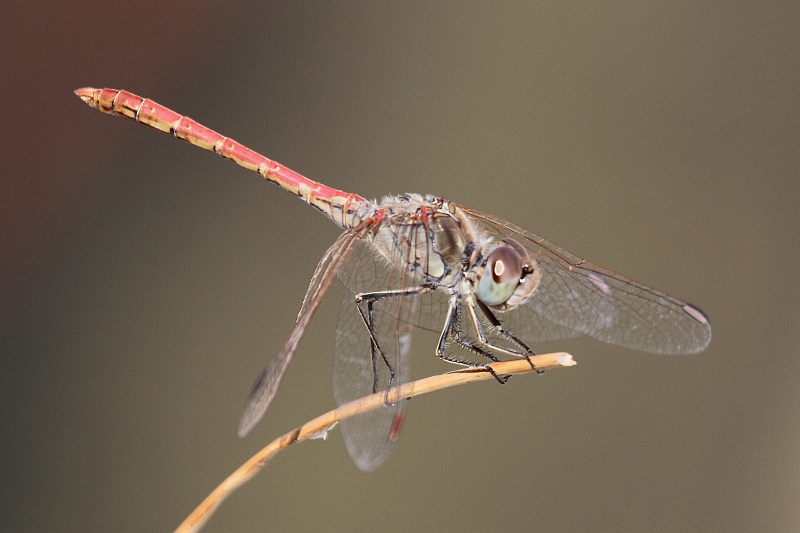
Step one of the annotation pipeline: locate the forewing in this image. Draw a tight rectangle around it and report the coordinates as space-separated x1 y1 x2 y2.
462 207 711 354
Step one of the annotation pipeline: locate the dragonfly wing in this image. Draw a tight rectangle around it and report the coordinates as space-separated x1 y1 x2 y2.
333 238 422 472
238 229 362 437
337 238 451 334
463 207 711 354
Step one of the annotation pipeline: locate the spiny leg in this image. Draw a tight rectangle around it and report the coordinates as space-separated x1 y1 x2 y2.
436 297 509 384
355 284 434 402
365 298 381 394
470 300 543 374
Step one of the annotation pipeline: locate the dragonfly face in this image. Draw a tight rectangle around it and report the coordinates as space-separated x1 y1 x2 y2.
474 238 540 310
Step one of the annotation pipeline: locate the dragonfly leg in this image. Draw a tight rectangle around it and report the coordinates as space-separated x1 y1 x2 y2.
468 300 543 374
435 297 509 384
355 284 434 403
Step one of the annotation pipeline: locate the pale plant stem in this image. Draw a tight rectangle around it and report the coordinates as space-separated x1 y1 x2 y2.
174 352 575 533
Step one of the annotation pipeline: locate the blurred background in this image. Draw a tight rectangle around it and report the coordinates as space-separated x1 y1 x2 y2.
2 1 799 531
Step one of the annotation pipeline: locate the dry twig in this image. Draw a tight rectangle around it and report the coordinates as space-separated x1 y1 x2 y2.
174 351 575 533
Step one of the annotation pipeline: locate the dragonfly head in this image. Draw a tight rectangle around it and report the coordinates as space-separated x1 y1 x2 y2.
475 238 540 311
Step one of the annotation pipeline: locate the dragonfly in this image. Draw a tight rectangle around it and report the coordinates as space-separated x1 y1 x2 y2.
76 87 712 472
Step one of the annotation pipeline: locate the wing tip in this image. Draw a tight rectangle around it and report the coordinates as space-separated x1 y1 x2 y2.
682 303 710 326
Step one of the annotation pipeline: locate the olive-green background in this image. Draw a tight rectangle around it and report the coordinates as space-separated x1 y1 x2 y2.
2 2 798 532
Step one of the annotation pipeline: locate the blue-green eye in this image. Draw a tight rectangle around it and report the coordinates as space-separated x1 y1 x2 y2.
476 244 525 306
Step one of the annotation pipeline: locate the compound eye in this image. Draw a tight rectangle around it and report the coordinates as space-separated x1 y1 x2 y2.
475 245 524 306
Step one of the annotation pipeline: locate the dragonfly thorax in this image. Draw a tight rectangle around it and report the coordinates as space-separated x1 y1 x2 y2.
368 195 475 287
367 195 540 311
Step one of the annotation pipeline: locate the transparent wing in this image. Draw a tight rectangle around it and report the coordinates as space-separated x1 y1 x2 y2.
333 237 423 472
238 228 362 438
461 206 711 354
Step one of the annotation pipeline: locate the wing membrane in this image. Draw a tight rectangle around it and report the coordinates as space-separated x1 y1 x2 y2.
333 235 423 471
462 206 711 354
